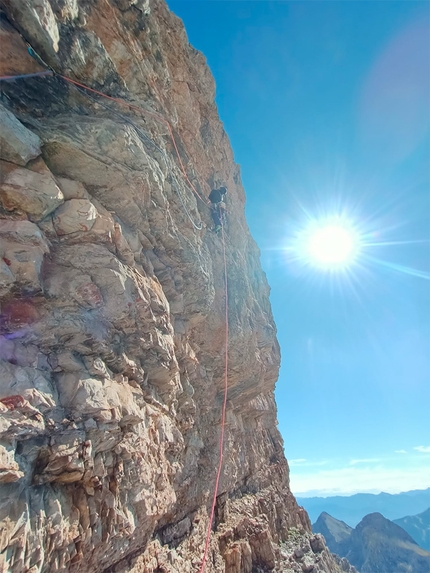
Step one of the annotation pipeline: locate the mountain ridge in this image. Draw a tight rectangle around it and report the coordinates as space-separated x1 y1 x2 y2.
299 487 430 526
394 507 430 551
313 510 430 573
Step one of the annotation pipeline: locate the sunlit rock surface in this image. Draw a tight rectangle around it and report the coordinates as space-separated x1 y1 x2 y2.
0 1 347 571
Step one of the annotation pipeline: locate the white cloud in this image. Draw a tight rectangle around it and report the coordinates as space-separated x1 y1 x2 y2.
289 459 329 468
291 461 430 497
414 446 430 453
349 458 381 465
395 450 407 454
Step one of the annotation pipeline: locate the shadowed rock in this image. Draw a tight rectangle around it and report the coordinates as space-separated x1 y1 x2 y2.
0 102 42 166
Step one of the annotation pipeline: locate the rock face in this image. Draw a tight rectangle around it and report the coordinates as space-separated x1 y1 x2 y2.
0 1 346 571
0 102 42 166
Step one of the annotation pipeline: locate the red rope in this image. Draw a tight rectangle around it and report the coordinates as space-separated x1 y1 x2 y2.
198 226 229 572
1 70 210 205
59 75 209 206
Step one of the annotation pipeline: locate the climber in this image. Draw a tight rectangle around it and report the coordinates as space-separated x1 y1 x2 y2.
209 186 227 234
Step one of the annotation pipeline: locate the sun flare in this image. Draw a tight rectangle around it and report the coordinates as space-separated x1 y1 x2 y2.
294 219 361 271
307 225 357 267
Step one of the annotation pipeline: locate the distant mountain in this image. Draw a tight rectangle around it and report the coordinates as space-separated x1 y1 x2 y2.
313 511 430 573
298 487 430 526
345 512 430 573
394 507 430 551
313 511 352 554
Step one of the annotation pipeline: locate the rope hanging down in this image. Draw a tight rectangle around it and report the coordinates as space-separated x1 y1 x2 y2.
199 225 229 573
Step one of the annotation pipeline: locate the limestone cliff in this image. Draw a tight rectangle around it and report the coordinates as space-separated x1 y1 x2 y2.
0 2 345 572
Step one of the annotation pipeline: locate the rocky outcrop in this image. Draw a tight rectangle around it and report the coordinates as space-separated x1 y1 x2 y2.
0 1 346 571
0 102 41 166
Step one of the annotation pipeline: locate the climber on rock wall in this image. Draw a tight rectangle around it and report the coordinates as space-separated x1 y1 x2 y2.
209 186 227 233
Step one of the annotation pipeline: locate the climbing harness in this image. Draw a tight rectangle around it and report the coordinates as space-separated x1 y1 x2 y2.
1 42 230 573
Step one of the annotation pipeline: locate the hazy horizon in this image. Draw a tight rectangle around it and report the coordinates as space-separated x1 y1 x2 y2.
295 485 430 499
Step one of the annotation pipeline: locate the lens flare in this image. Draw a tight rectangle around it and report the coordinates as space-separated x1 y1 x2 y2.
293 217 361 272
276 186 429 285
306 225 358 268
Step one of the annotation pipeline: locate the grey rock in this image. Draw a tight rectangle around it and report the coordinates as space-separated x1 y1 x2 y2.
2 0 60 61
0 161 64 221
294 547 305 559
50 0 79 22
62 29 125 88
0 103 41 166
116 0 150 13
0 220 49 293
56 177 90 200
0 260 15 297
310 534 326 553
52 198 98 235
162 517 191 544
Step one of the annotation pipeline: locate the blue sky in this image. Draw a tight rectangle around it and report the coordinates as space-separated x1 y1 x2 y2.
167 1 430 496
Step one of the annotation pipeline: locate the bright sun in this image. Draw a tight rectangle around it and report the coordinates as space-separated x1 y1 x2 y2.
307 225 357 267
297 222 360 270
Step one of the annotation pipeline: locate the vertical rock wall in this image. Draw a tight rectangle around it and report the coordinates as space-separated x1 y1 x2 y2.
0 1 344 572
